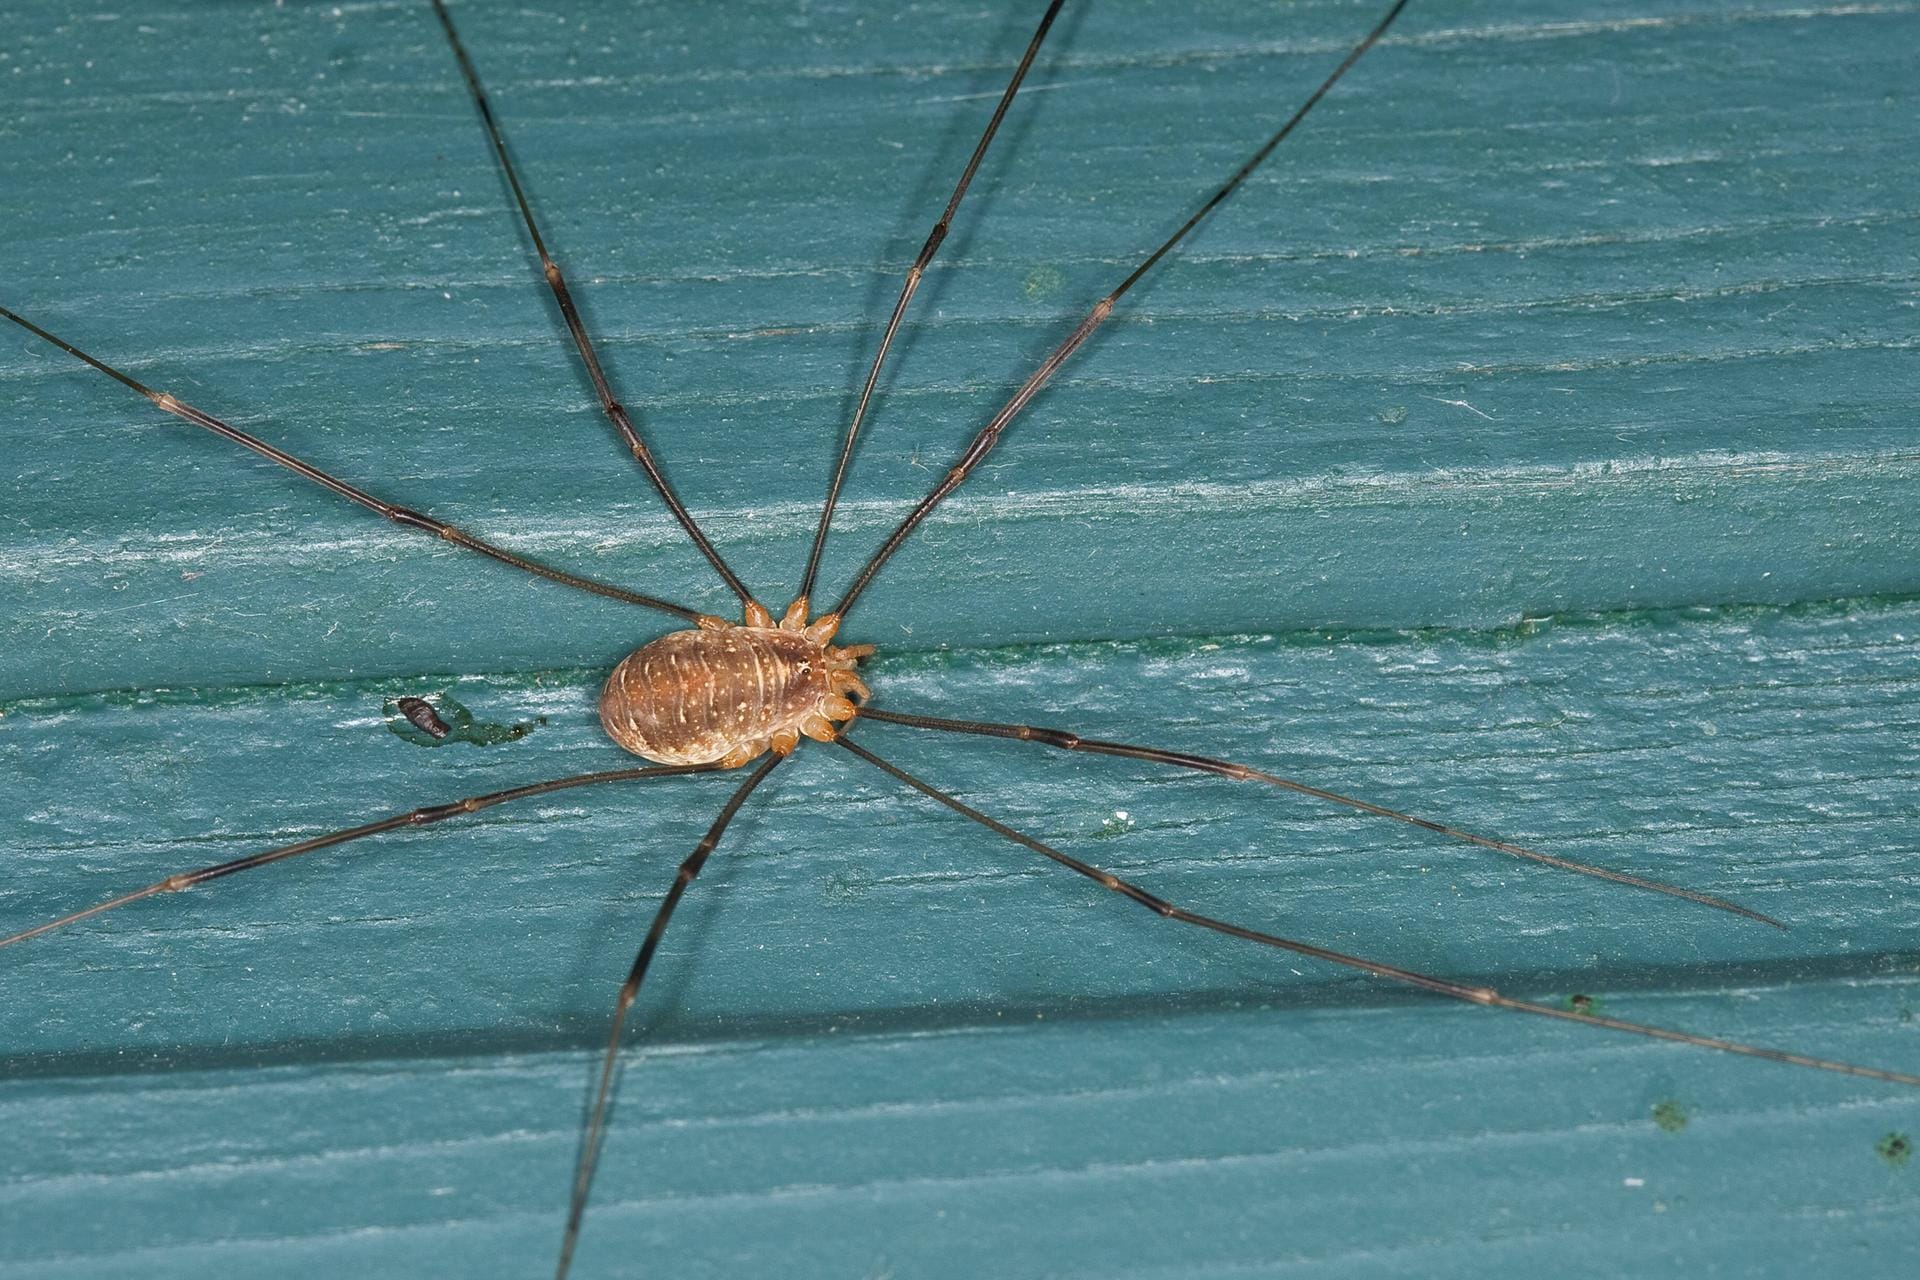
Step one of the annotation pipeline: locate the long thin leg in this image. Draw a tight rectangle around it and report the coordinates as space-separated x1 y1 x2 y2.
836 737 1920 1088
0 763 721 951
555 753 782 1280
857 704 1782 927
795 0 1068 604
830 0 1415 621
0 305 702 621
430 0 756 610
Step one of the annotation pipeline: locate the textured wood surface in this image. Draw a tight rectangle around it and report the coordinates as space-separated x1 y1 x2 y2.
3 1 1918 1277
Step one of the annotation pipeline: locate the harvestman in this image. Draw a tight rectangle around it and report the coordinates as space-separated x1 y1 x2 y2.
5 1 1918 1276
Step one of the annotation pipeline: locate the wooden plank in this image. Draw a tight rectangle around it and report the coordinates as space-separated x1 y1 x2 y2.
2 0 1915 693
3 1 1918 1277
6 605 1920 1275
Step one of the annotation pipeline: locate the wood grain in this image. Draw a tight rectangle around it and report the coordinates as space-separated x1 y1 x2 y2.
3 1 1917 1277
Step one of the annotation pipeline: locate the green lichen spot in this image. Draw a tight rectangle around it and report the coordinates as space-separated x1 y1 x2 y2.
1094 809 1136 839
823 865 873 904
1877 1132 1912 1167
383 694 539 748
1023 264 1065 303
1652 1100 1688 1133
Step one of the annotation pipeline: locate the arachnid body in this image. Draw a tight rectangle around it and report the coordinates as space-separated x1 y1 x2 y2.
4 2 1919 1278
600 602 869 767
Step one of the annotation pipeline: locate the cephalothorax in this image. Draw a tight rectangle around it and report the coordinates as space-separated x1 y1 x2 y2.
600 599 872 767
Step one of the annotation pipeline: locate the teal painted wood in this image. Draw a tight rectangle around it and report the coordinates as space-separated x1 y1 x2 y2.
2 1 1917 1277
4 0 1917 694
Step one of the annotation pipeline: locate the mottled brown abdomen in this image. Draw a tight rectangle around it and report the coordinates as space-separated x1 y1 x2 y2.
599 612 867 767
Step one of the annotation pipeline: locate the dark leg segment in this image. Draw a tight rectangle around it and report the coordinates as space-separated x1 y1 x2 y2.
0 764 720 950
555 754 783 1280
430 0 756 609
0 305 700 620
796 0 1068 604
836 737 1920 1088
830 0 1416 620
857 705 1782 927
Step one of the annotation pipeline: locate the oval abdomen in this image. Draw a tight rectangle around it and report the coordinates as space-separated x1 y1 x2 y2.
599 626 829 765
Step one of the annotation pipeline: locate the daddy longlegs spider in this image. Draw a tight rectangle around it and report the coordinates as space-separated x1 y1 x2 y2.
5 0 1919 1275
